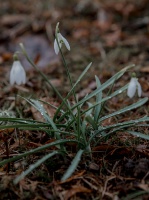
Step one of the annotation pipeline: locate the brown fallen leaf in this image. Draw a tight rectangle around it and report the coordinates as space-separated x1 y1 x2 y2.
136 144 149 157
77 80 96 99
30 97 60 121
19 179 38 192
2 52 12 61
103 28 122 47
26 141 42 148
95 7 113 32
40 97 60 119
73 28 90 40
140 66 149 73
60 170 85 184
88 162 99 171
30 106 44 122
93 144 132 158
1 14 29 26
63 185 91 200
93 144 115 152
137 182 149 191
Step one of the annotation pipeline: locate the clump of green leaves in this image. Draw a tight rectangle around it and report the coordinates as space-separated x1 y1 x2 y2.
0 23 149 184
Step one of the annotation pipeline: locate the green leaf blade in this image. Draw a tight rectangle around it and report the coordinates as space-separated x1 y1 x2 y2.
61 149 84 181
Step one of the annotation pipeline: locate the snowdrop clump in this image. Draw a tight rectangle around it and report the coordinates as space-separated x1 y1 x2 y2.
127 76 142 98
54 32 70 55
10 60 26 85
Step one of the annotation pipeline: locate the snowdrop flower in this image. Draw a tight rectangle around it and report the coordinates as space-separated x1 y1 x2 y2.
54 33 70 55
10 60 26 85
127 76 142 98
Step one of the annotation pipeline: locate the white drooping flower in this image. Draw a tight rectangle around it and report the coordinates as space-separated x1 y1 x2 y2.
10 60 26 85
54 33 70 55
127 77 142 98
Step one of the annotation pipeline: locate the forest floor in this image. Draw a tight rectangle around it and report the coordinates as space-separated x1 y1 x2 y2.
0 0 149 199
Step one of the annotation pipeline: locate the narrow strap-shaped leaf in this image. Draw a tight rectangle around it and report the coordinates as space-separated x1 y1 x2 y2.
0 117 43 124
72 64 135 109
127 130 149 140
94 75 102 122
89 116 149 143
39 99 65 114
66 84 128 130
57 65 134 123
0 139 81 167
14 151 59 184
21 98 61 141
53 62 92 122
82 84 128 116
61 149 84 181
98 97 148 123
0 123 50 129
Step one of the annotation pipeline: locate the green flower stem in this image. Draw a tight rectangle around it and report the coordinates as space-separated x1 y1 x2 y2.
55 34 81 137
19 44 77 125
55 25 76 102
53 62 92 123
55 23 81 137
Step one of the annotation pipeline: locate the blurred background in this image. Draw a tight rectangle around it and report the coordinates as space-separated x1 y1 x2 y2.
0 0 149 96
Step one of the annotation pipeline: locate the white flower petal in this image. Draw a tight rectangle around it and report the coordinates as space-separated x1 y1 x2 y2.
137 81 142 97
127 78 137 98
59 33 70 51
10 61 26 85
54 34 63 55
10 73 15 85
54 32 70 54
54 39 59 55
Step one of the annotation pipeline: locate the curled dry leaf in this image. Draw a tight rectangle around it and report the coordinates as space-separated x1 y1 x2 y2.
63 185 91 200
